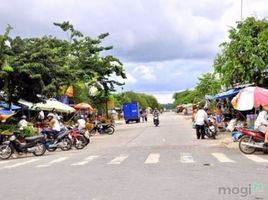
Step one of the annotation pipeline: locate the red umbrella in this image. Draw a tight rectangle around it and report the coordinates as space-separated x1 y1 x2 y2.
74 103 94 111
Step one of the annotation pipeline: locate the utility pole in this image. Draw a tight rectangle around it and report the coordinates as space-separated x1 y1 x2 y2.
241 0 243 21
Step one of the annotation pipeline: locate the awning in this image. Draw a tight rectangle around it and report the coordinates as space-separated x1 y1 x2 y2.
0 102 21 110
207 88 242 100
18 99 76 113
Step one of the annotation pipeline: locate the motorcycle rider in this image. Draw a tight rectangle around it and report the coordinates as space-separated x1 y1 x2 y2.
153 108 160 117
254 106 268 148
76 115 86 131
153 108 160 125
194 106 208 139
46 113 61 137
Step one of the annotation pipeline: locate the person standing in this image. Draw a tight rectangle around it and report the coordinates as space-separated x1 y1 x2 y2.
194 106 208 139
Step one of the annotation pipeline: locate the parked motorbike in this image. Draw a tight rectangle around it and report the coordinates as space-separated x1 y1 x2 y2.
90 123 115 135
0 132 46 160
41 128 72 152
204 116 217 139
238 127 266 154
68 127 89 149
153 116 159 127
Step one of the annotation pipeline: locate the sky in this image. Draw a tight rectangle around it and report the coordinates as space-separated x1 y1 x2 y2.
0 0 268 103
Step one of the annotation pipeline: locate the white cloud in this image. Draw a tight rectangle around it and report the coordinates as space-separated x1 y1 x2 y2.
0 0 268 95
133 65 156 81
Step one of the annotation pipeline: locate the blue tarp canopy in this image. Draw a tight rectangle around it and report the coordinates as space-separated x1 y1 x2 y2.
0 102 21 110
206 88 242 100
0 109 13 115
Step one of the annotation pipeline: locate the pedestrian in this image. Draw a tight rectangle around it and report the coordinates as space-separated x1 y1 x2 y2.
144 110 148 122
140 109 145 122
194 106 208 139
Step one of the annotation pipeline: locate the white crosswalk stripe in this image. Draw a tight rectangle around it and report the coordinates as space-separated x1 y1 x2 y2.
144 153 160 164
180 153 195 163
3 152 268 170
211 153 235 163
36 157 69 168
71 155 99 166
243 155 268 163
0 158 40 169
108 154 128 165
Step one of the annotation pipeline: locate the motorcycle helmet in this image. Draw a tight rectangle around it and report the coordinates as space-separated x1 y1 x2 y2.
21 115 27 119
47 113 54 118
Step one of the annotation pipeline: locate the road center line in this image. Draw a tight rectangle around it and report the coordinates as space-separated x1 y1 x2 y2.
145 153 160 164
108 154 128 165
211 153 235 163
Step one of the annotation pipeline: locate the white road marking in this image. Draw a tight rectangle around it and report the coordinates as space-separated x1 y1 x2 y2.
0 160 11 165
36 157 69 168
211 153 235 163
144 153 160 164
1 158 40 169
180 153 195 163
71 155 99 166
244 155 268 163
108 154 128 165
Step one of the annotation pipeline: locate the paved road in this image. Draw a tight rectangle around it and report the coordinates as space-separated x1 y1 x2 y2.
0 112 267 200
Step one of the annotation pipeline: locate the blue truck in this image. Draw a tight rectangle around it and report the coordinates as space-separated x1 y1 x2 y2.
123 102 140 124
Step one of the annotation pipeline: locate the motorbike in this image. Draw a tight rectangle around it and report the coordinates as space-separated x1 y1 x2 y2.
41 128 72 152
0 132 46 160
238 127 267 154
90 122 115 135
204 116 217 139
153 116 159 127
68 126 89 149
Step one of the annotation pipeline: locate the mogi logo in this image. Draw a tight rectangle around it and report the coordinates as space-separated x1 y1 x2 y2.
218 183 264 197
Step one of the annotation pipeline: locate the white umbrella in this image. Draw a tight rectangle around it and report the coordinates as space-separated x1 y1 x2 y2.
19 98 76 113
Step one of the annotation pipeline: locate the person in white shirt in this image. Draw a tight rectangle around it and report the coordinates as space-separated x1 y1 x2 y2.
18 115 28 130
77 115 86 131
194 106 208 139
254 107 268 144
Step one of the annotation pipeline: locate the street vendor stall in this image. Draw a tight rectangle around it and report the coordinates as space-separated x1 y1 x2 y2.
18 98 76 113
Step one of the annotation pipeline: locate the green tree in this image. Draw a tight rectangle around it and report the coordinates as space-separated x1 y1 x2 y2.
214 17 268 87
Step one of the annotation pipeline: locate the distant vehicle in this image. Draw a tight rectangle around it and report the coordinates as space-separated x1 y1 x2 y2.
123 102 141 124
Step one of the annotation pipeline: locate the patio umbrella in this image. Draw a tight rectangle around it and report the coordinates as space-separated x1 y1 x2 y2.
231 86 268 111
0 109 15 120
74 103 94 111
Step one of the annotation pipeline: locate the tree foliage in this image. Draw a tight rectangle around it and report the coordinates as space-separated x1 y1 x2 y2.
173 73 221 106
112 91 161 110
214 17 268 87
0 22 126 108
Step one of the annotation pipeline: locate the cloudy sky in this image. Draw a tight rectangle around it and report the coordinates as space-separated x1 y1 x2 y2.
0 0 267 103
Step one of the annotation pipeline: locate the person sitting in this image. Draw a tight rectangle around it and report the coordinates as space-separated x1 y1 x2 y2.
44 113 61 138
18 115 28 130
76 115 86 131
153 108 160 117
254 106 268 148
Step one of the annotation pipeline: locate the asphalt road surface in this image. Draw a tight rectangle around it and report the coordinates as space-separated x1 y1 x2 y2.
0 112 267 200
